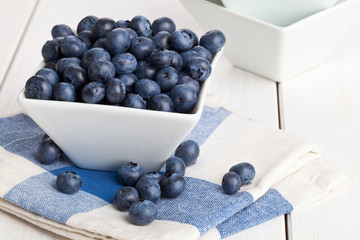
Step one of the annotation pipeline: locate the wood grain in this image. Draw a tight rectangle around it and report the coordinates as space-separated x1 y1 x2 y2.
278 17 360 240
0 0 284 239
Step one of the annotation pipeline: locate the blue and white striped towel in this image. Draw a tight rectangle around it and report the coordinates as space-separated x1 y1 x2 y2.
0 105 346 240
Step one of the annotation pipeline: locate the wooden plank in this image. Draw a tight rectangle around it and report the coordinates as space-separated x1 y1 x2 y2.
0 0 283 239
0 0 38 87
278 17 360 240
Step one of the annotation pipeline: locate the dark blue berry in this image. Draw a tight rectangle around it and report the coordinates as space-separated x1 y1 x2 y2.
104 28 131 55
41 38 62 62
170 29 194 52
88 60 115 83
148 49 172 68
229 162 255 184
81 48 111 70
155 66 178 92
129 15 152 38
111 53 137 74
77 15 99 34
117 162 144 186
134 61 157 79
51 24 74 38
53 82 76 102
105 78 126 105
192 45 213 63
200 29 226 53
25 75 52 100
165 156 186 176
135 79 161 99
148 94 174 112
38 138 61 164
160 172 186 198
174 139 200 166
78 30 93 49
128 200 157 226
81 82 105 103
170 84 197 113
63 65 88 91
169 50 183 72
116 73 138 92
182 28 198 47
135 178 161 203
222 172 241 195
122 93 146 109
177 74 200 94
187 57 212 82
114 187 139 211
35 68 60 87
129 37 155 60
56 171 82 194
60 35 87 58
152 17 176 35
55 57 81 77
91 17 115 41
124 28 138 41
180 50 201 68
152 31 172 49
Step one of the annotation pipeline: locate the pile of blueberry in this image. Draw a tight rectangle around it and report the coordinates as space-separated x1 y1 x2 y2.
221 162 256 195
24 15 226 113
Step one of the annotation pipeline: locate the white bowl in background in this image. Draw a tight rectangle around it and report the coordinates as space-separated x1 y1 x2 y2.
17 50 223 172
180 0 359 82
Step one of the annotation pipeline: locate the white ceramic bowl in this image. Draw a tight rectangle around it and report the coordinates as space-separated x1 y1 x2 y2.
180 0 359 82
18 50 223 172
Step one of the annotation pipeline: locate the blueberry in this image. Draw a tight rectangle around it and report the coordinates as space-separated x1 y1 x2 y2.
41 38 62 62
200 29 226 53
135 178 161 203
92 38 106 48
81 82 105 104
53 82 76 102
77 15 99 34
111 53 137 74
152 17 176 35
192 45 213 63
229 162 255 185
174 139 200 166
135 79 161 99
129 37 155 60
129 15 152 38
91 17 115 41
181 28 199 47
104 28 131 55
63 66 88 91
38 138 62 164
25 75 52 100
44 60 58 71
115 20 130 28
160 172 186 198
222 172 241 195
122 93 146 109
114 186 139 211
81 48 111 70
180 50 201 68
134 61 157 79
170 29 194 52
187 57 212 82
55 57 81 77
51 24 74 38
170 84 197 113
169 50 183 72
78 30 93 49
105 78 126 105
117 162 144 186
60 35 87 58
148 49 172 68
56 171 82 194
139 172 162 184
148 93 174 112
177 74 200 95
116 73 138 92
152 31 172 49
165 156 186 176
155 66 178 92
35 68 60 88
88 60 115 83
124 28 138 41
128 200 157 226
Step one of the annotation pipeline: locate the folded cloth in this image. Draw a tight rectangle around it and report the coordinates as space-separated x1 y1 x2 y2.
0 106 346 240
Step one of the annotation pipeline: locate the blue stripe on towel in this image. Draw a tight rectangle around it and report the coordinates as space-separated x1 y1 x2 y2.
217 189 293 238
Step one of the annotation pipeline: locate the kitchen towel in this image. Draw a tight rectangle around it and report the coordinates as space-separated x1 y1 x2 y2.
0 105 346 240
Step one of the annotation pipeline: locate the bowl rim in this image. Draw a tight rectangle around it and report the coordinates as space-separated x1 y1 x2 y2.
184 0 357 31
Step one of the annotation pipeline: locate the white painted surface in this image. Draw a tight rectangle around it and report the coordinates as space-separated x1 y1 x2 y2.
0 0 283 239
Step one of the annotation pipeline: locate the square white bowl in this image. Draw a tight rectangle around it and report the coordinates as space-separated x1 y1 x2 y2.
17 50 223 172
180 0 359 82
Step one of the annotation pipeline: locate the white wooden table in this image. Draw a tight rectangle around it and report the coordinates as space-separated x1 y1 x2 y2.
0 0 359 239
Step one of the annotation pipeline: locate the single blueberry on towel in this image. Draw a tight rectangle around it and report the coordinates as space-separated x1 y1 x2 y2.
229 162 256 185
165 156 186 176
222 172 241 195
160 172 186 198
117 162 144 186
128 199 157 226
38 138 62 165
174 139 200 166
114 187 139 211
135 178 161 203
56 171 82 194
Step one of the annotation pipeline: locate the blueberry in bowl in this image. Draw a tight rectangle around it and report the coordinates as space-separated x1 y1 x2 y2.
18 15 224 172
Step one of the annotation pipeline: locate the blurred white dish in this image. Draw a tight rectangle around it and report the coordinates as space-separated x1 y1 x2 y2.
17 50 223 172
181 0 359 82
